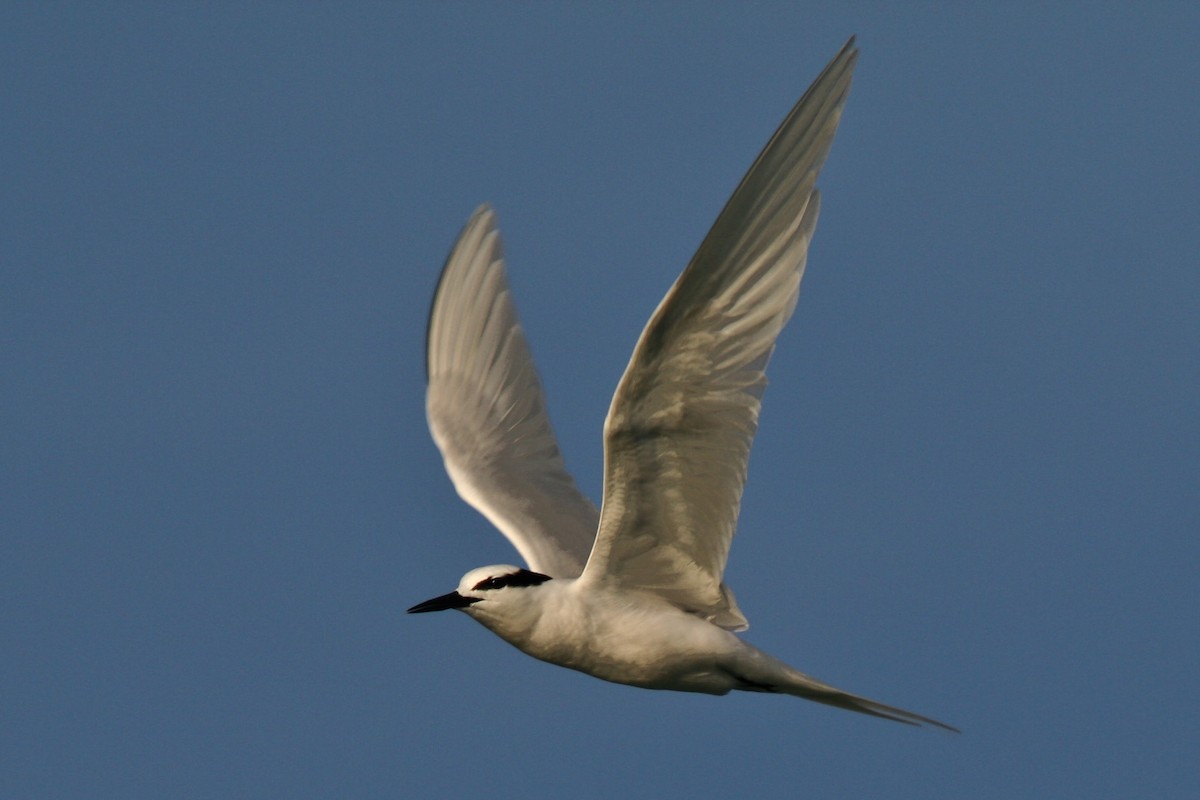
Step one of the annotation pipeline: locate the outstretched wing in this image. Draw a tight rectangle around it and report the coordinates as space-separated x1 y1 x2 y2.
425 206 598 577
580 39 858 630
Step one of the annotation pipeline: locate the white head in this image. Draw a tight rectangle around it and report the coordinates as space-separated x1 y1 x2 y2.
407 564 553 620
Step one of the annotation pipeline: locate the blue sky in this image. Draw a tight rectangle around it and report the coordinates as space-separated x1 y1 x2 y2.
3 4 1197 798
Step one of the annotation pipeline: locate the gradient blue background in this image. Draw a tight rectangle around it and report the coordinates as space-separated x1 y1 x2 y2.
4 4 1197 798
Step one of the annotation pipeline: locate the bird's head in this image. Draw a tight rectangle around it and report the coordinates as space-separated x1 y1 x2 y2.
407 565 553 618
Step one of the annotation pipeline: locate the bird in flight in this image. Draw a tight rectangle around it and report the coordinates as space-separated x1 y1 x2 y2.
411 37 955 731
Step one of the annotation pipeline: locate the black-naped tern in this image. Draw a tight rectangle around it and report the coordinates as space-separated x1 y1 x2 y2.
410 38 957 732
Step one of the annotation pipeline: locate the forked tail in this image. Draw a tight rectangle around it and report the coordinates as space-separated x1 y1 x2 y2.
778 676 957 731
731 648 959 732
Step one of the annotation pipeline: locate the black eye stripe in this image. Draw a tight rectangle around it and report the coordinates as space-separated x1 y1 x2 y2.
472 569 552 591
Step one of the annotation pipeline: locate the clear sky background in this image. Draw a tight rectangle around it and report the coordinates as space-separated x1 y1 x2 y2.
3 4 1197 799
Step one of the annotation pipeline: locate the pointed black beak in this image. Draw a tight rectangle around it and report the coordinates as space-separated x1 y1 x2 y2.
407 591 481 614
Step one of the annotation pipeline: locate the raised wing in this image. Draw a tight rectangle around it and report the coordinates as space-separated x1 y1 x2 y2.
426 206 598 577
579 39 858 630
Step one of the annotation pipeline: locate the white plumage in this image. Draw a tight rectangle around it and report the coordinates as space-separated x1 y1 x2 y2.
412 38 955 731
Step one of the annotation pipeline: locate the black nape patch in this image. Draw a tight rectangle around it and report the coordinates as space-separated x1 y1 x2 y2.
472 569 552 591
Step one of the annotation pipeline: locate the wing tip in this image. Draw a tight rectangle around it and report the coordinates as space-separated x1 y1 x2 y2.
425 204 503 381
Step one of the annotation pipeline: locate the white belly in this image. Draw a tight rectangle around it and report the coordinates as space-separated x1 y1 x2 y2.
508 583 745 694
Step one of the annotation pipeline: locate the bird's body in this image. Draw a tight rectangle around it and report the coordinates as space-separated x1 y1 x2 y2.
410 38 956 732
469 570 743 694
456 570 856 700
